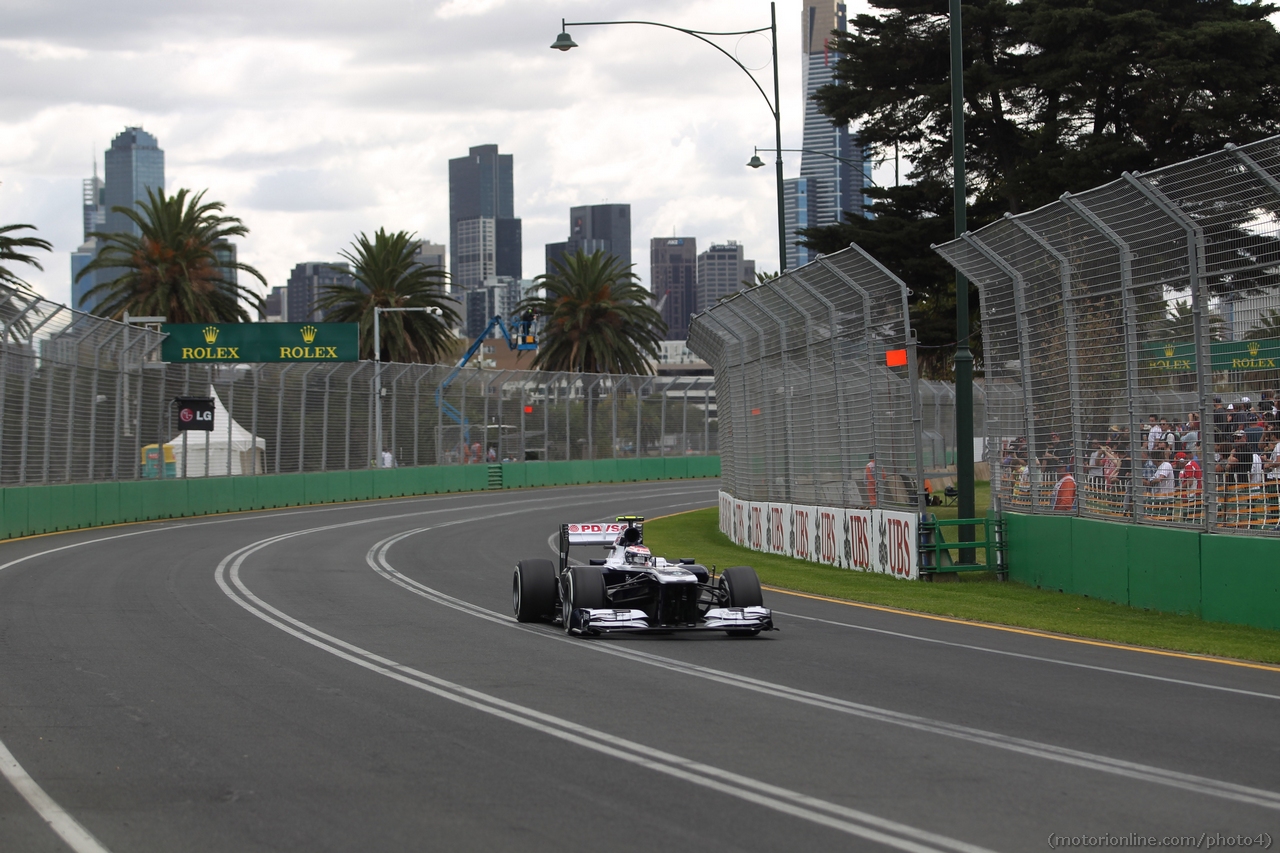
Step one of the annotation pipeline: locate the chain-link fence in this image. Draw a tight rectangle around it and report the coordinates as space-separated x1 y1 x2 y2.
0 285 717 486
935 135 1280 536
688 242 925 511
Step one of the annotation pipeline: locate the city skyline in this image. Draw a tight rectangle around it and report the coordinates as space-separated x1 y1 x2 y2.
0 1 895 311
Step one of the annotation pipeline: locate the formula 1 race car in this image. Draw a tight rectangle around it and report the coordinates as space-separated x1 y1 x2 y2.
512 516 774 637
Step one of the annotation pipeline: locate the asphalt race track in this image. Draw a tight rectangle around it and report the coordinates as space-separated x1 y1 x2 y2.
1 480 1278 852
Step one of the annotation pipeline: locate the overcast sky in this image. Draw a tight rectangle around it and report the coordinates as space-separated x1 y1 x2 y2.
0 0 882 308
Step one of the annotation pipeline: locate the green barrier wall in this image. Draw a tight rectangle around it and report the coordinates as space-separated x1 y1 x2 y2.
1005 512 1280 630
0 456 720 543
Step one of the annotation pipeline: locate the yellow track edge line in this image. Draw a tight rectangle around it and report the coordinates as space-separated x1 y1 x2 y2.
762 586 1280 674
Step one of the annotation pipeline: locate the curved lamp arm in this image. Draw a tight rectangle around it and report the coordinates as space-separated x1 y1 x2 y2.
555 18 778 119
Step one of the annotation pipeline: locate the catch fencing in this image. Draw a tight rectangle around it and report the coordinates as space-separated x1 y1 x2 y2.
934 135 1280 536
687 242 925 512
0 286 717 486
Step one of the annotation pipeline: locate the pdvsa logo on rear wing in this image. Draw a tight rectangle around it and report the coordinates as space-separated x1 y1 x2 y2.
564 522 633 545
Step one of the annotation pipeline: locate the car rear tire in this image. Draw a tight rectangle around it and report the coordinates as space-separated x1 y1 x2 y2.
720 565 763 608
513 559 557 623
563 566 608 633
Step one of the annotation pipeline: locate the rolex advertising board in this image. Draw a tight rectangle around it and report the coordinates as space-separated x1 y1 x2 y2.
161 323 359 363
1142 338 1280 373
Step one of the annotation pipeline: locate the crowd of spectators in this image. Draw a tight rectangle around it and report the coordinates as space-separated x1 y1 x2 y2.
998 390 1280 528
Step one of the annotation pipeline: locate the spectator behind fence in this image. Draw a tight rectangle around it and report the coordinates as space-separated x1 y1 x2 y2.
865 453 877 507
1176 452 1202 491
1088 437 1108 484
1146 414 1163 453
1217 431 1252 482
1052 469 1077 510
1144 447 1175 495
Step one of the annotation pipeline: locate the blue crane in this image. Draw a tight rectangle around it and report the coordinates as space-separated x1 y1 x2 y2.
435 315 537 429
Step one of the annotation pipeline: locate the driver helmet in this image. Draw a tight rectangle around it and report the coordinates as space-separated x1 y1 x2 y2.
623 545 652 566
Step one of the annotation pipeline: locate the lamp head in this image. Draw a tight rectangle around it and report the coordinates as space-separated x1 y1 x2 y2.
746 153 766 169
551 31 578 51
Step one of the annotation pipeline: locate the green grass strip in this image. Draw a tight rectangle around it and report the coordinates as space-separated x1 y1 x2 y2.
644 506 1280 666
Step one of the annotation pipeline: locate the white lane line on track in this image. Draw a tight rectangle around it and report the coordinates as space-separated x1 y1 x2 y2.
217 527 994 853
773 610 1280 702
0 482 719 578
367 526 1280 813
0 482 716 853
0 737 110 853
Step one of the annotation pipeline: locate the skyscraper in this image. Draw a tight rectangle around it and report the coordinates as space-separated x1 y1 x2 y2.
782 177 811 268
448 145 522 290
82 164 104 241
104 127 164 238
784 1 869 269
287 262 353 323
650 237 697 341
413 239 447 272
695 242 754 313
545 204 631 273
73 129 165 314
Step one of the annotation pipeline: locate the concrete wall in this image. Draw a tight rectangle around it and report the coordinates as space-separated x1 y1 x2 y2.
0 457 721 542
1005 513 1280 630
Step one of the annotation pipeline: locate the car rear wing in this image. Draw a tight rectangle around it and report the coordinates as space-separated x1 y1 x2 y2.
558 519 643 571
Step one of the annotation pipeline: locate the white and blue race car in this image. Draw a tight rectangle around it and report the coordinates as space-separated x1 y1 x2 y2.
512 516 774 637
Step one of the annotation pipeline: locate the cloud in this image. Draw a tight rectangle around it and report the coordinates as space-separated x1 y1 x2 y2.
0 0 887 309
246 168 377 212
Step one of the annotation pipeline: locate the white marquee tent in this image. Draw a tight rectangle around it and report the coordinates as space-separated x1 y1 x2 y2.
169 389 267 477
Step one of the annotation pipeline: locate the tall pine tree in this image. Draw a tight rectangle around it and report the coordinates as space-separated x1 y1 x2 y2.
807 0 1280 376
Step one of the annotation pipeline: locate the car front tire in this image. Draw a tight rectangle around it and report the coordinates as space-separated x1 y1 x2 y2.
563 566 608 633
720 565 764 608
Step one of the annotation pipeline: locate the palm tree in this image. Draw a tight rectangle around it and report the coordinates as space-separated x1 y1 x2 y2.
0 223 52 292
0 223 53 341
1158 299 1226 342
519 249 665 374
1245 309 1280 340
745 270 780 288
77 187 266 322
315 229 460 363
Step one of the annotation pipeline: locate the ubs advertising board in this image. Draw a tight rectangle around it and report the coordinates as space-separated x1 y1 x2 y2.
161 323 359 363
721 491 919 580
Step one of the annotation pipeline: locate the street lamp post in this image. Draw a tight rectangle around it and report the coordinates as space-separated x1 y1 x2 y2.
374 306 430 467
552 3 788 272
949 0 976 554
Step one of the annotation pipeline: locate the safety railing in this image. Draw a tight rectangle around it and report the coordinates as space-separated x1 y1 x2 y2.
0 286 718 485
934 134 1280 537
688 242 925 512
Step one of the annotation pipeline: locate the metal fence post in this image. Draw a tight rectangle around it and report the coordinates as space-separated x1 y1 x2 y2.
611 378 618 460
847 243 929 512
1123 172 1215 530
741 290 808 501
701 313 750 500
790 271 856 505
1005 213 1086 507
298 363 320 472
816 256 880 505
1063 193 1143 521
963 232 1041 509
321 368 333 472
723 300 780 501
275 364 292 474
